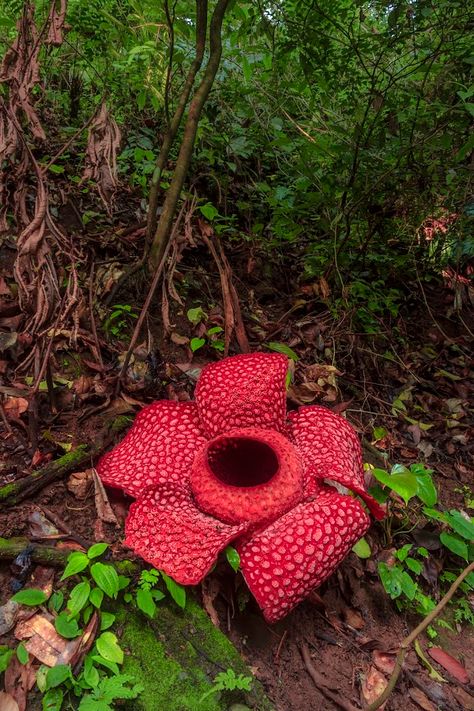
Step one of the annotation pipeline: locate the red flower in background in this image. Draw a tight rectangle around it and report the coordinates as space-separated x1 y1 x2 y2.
98 353 384 622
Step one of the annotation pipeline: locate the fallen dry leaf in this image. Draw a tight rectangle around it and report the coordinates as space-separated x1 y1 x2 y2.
408 687 437 711
427 647 469 684
361 666 388 710
452 687 474 710
3 396 28 419
4 656 35 711
0 600 20 635
15 611 98 668
201 578 220 628
372 650 396 675
0 692 20 711
67 470 94 500
344 607 365 630
28 510 60 538
92 468 119 525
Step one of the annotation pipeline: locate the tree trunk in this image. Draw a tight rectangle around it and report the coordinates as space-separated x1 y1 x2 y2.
148 0 231 270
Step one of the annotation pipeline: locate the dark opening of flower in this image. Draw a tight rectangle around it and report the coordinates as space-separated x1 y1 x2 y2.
207 436 278 487
98 353 384 622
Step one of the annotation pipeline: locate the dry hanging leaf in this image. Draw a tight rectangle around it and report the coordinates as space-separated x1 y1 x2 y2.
92 468 119 525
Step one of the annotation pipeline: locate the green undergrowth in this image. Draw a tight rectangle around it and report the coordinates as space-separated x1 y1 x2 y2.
119 600 272 710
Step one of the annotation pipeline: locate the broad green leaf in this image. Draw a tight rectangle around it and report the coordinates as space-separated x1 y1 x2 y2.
161 572 186 609
405 557 422 575
45 664 72 689
55 612 81 639
89 587 104 609
118 575 131 591
395 544 412 562
67 581 90 619
445 510 474 540
400 571 417 600
372 427 387 442
48 590 64 613
225 546 241 571
16 642 29 664
100 612 116 631
440 532 468 560
61 552 90 580
187 306 206 324
352 537 371 559
190 337 205 352
36 664 48 692
378 563 402 599
423 507 447 524
415 474 437 506
91 654 119 675
82 604 94 625
87 543 109 559
0 646 13 673
11 588 48 606
90 562 119 599
95 632 124 664
199 202 219 220
42 688 64 711
371 468 419 504
83 656 100 688
136 588 156 618
266 342 299 361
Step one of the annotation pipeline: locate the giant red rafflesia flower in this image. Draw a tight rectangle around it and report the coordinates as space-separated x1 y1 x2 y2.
98 353 384 622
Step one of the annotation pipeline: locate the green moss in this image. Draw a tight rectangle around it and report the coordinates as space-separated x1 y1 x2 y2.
0 483 15 500
118 598 273 711
31 445 89 479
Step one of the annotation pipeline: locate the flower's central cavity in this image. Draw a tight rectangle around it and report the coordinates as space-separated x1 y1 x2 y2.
207 437 279 487
191 427 304 525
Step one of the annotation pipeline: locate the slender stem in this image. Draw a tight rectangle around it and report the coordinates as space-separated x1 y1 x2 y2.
365 560 474 711
145 0 208 244
148 0 230 269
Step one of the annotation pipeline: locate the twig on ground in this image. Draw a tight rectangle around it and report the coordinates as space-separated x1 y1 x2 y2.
300 642 360 711
365 560 474 711
39 505 93 549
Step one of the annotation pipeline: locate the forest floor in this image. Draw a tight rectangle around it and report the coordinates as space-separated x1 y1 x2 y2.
0 195 473 711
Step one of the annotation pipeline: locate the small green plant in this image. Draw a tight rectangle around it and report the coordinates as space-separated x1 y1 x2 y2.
186 306 225 353
103 304 138 338
199 668 253 703
372 462 474 629
3 545 188 710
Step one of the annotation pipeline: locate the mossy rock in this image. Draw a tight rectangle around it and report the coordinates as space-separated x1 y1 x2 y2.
119 597 273 711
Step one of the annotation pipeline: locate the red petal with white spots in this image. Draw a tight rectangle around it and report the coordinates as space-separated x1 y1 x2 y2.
289 406 385 519
97 401 207 498
125 483 248 584
195 353 289 438
238 488 370 623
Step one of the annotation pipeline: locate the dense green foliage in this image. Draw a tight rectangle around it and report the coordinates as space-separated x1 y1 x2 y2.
1 0 472 312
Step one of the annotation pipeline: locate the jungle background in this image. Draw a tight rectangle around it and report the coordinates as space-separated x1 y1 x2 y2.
0 1 473 710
